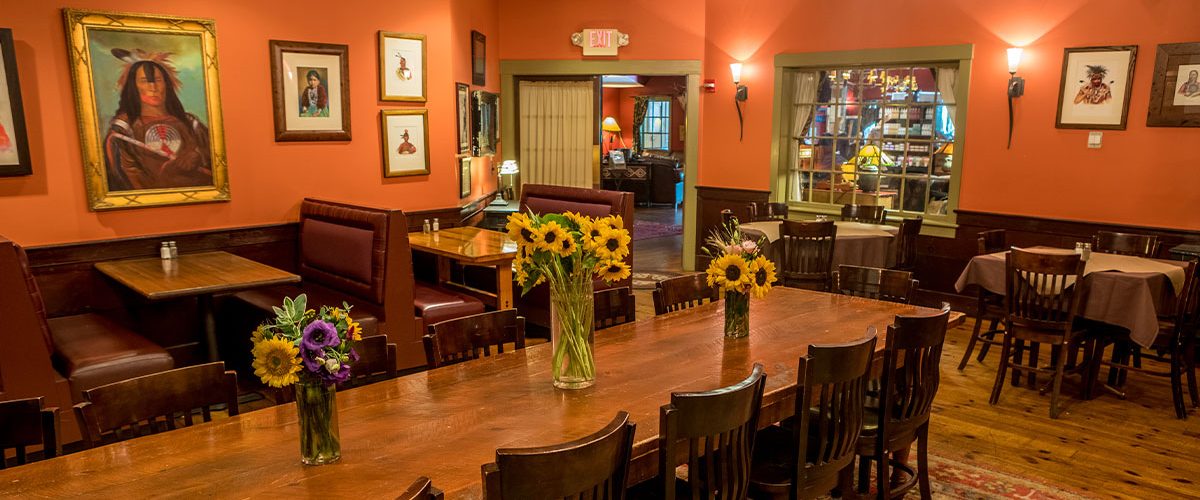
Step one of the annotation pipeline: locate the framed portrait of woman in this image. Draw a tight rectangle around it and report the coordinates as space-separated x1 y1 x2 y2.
1147 42 1200 127
269 40 351 141
64 9 230 210
0 28 32 177
381 109 429 177
378 32 426 102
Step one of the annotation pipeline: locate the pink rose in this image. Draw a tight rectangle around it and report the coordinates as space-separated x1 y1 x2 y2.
741 240 758 253
725 244 744 255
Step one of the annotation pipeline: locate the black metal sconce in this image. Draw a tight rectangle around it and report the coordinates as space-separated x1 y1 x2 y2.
1006 48 1024 149
731 63 748 141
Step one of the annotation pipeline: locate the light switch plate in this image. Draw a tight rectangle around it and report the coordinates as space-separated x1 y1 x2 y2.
1087 131 1102 149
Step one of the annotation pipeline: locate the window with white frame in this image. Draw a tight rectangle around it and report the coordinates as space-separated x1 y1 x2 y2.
640 97 671 151
784 64 960 216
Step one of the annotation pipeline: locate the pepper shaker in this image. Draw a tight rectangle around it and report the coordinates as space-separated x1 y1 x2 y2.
423 219 431 234
168 241 178 259
1081 243 1092 261
433 218 440 232
160 242 171 260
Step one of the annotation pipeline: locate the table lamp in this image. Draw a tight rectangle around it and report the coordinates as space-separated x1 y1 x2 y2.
602 116 627 149
492 160 520 206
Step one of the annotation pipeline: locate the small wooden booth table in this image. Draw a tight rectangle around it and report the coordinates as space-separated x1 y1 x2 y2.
409 226 518 309
0 288 962 498
94 251 299 361
955 247 1188 348
741 220 899 268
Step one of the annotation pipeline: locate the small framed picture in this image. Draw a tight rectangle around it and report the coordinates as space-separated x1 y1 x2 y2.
381 109 429 177
378 31 426 102
459 156 472 198
471 31 486 86
1147 42 1200 127
270 40 351 141
0 28 31 176
456 83 471 153
1055 45 1137 130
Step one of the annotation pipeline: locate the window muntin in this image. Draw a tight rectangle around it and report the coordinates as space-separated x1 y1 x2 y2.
640 97 671 151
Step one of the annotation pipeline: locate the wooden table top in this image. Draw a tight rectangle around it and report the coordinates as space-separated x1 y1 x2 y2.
0 288 962 498
408 226 518 265
94 251 300 300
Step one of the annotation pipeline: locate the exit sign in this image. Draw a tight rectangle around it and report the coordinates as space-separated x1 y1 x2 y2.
571 29 629 57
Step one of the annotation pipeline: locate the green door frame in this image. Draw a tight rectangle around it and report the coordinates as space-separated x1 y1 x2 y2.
500 60 703 270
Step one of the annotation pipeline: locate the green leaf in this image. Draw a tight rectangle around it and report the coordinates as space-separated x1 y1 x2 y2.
294 294 307 313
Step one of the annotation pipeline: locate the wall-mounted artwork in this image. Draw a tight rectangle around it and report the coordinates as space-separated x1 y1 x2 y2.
1147 42 1200 127
270 40 351 141
1055 45 1137 130
0 28 31 177
472 90 499 156
471 31 486 86
378 31 425 102
381 109 429 177
459 156 472 198
64 9 229 210
456 83 470 153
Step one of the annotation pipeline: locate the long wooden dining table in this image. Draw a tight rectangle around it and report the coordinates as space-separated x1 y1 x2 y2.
0 288 961 499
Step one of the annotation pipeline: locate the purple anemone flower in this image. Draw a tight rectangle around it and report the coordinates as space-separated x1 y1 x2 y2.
302 320 341 351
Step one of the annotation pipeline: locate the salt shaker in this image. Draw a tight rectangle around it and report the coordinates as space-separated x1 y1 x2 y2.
423 219 431 234
1074 242 1084 255
160 242 171 260
168 241 178 259
433 218 440 232
1081 243 1092 261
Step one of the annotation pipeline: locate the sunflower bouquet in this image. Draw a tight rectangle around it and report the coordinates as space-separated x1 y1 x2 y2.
505 211 632 389
704 216 777 338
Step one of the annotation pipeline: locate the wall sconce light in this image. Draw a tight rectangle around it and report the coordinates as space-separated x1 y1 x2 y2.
730 62 748 141
1006 47 1024 149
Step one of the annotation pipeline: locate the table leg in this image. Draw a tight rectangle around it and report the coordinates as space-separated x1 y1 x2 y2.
199 294 219 362
496 263 514 310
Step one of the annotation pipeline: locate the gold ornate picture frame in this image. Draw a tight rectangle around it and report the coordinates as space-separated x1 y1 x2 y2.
378 31 426 102
380 109 430 177
64 9 229 211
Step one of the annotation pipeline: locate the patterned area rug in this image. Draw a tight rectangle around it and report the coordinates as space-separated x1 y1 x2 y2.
632 220 683 241
631 271 685 290
914 453 1096 499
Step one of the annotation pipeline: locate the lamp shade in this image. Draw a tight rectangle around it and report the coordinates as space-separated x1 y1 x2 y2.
934 143 955 155
1007 48 1023 74
499 160 519 175
730 62 743 84
601 116 622 133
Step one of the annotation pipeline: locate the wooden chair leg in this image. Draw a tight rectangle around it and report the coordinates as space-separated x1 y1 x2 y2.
990 335 1012 405
837 462 858 500
917 425 931 500
876 451 888 500
1011 339 1024 387
857 456 871 495
1027 342 1041 389
1082 339 1103 400
976 318 1000 362
1049 344 1069 419
1171 357 1187 420
1187 345 1199 407
958 316 986 370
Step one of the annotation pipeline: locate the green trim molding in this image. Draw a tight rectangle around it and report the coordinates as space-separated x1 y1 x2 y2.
768 44 973 237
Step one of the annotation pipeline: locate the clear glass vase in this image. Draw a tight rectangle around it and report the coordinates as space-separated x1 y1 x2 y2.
295 379 341 465
550 273 596 389
724 290 750 338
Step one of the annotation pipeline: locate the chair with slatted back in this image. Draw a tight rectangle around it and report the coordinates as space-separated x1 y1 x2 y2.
721 209 739 228
343 334 397 387
481 411 636 500
423 309 526 369
595 287 636 330
1093 231 1160 258
835 265 918 304
779 220 837 292
855 306 951 499
989 249 1088 419
977 230 1007 255
958 230 1012 371
398 476 445 500
653 273 720 316
892 217 922 272
766 202 790 221
0 397 59 469
750 334 878 499
659 364 766 499
840 204 887 224
1096 261 1199 419
73 362 239 448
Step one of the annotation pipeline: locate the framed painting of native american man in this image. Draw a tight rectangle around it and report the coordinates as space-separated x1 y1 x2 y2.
380 109 429 177
1147 42 1200 127
63 9 229 210
0 28 32 177
1055 45 1137 130
378 31 426 102
269 40 351 141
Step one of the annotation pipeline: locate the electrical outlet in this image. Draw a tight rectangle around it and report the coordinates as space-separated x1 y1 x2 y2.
1087 131 1102 149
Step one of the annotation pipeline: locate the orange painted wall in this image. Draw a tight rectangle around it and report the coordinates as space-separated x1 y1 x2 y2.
702 0 1200 230
0 0 499 246
601 88 626 154
498 0 705 61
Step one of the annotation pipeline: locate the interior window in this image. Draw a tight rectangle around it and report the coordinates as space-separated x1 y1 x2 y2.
640 97 671 151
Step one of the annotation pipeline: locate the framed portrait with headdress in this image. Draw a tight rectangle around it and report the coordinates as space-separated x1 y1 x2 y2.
380 109 429 177
1055 45 1137 130
378 32 425 102
269 40 351 141
1146 42 1200 127
63 9 229 210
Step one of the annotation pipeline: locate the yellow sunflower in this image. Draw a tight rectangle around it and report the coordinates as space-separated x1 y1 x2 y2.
551 231 578 257
347 319 363 341
506 213 537 245
563 211 589 228
596 259 631 282
749 256 777 299
592 226 631 260
535 221 571 254
251 324 271 343
578 218 598 250
252 337 302 388
707 254 752 292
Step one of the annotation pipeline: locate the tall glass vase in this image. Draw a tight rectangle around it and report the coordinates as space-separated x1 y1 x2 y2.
295 379 340 465
725 290 750 338
549 272 596 389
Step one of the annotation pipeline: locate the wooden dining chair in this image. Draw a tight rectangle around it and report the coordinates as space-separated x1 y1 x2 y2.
658 364 767 499
1095 261 1199 419
0 397 59 469
750 202 788 221
989 249 1088 419
1093 231 1160 258
398 476 444 500
892 217 922 272
855 306 951 499
750 334 878 499
481 411 636 499
74 362 239 448
834 265 918 304
653 273 720 315
958 230 1011 371
721 209 739 228
595 287 636 330
840 204 887 224
424 309 526 368
343 334 397 387
977 229 1007 255
779 220 837 292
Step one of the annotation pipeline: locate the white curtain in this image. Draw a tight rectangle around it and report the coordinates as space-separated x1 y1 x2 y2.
937 67 957 105
788 72 818 201
519 81 594 188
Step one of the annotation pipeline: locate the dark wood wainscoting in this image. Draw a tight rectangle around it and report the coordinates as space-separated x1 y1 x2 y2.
406 192 498 233
694 186 770 269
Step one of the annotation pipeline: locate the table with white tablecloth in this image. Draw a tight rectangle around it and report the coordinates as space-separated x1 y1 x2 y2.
740 220 898 269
